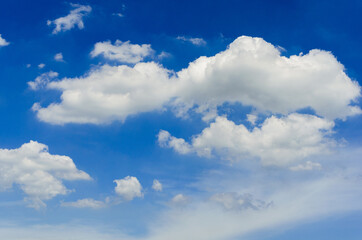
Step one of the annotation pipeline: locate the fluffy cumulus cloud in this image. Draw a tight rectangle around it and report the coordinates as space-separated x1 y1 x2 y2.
114 176 143 201
159 113 335 167
176 36 207 46
30 36 361 125
47 4 92 34
91 40 154 64
32 62 176 124
61 198 106 209
0 34 9 47
175 36 361 120
152 179 163 192
0 141 91 209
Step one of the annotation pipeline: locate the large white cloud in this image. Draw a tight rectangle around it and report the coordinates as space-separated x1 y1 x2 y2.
114 176 143 201
30 36 361 125
47 4 92 34
176 36 361 120
158 113 335 167
32 62 176 124
0 141 91 209
0 34 9 47
91 40 154 64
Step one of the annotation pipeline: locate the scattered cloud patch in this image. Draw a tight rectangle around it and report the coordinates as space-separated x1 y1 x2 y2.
28 71 58 90
246 114 258 125
47 4 92 34
114 176 143 201
170 194 190 206
61 198 106 209
54 53 64 62
38 63 46 69
159 114 335 167
0 34 9 47
152 179 163 192
158 130 192 154
91 40 154 64
289 161 322 171
157 51 171 60
210 192 272 211
0 141 91 209
176 36 207 46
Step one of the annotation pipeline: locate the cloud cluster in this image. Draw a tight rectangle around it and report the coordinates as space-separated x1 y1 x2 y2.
0 141 91 209
30 36 361 125
0 34 9 47
91 40 154 64
114 176 143 201
159 113 335 167
47 4 92 34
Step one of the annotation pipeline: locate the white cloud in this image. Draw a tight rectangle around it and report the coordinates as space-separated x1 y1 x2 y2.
61 198 106 209
0 34 9 47
157 130 192 155
0 141 91 209
289 161 322 171
246 114 257 125
176 36 207 46
32 62 176 124
170 194 190 206
176 36 361 120
28 71 59 90
47 4 92 34
91 40 154 64
159 113 335 167
152 179 163 192
114 176 143 201
38 63 46 69
54 53 64 62
157 51 171 60
30 36 361 125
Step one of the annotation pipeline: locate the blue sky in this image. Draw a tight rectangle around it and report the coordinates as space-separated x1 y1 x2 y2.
0 0 362 239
